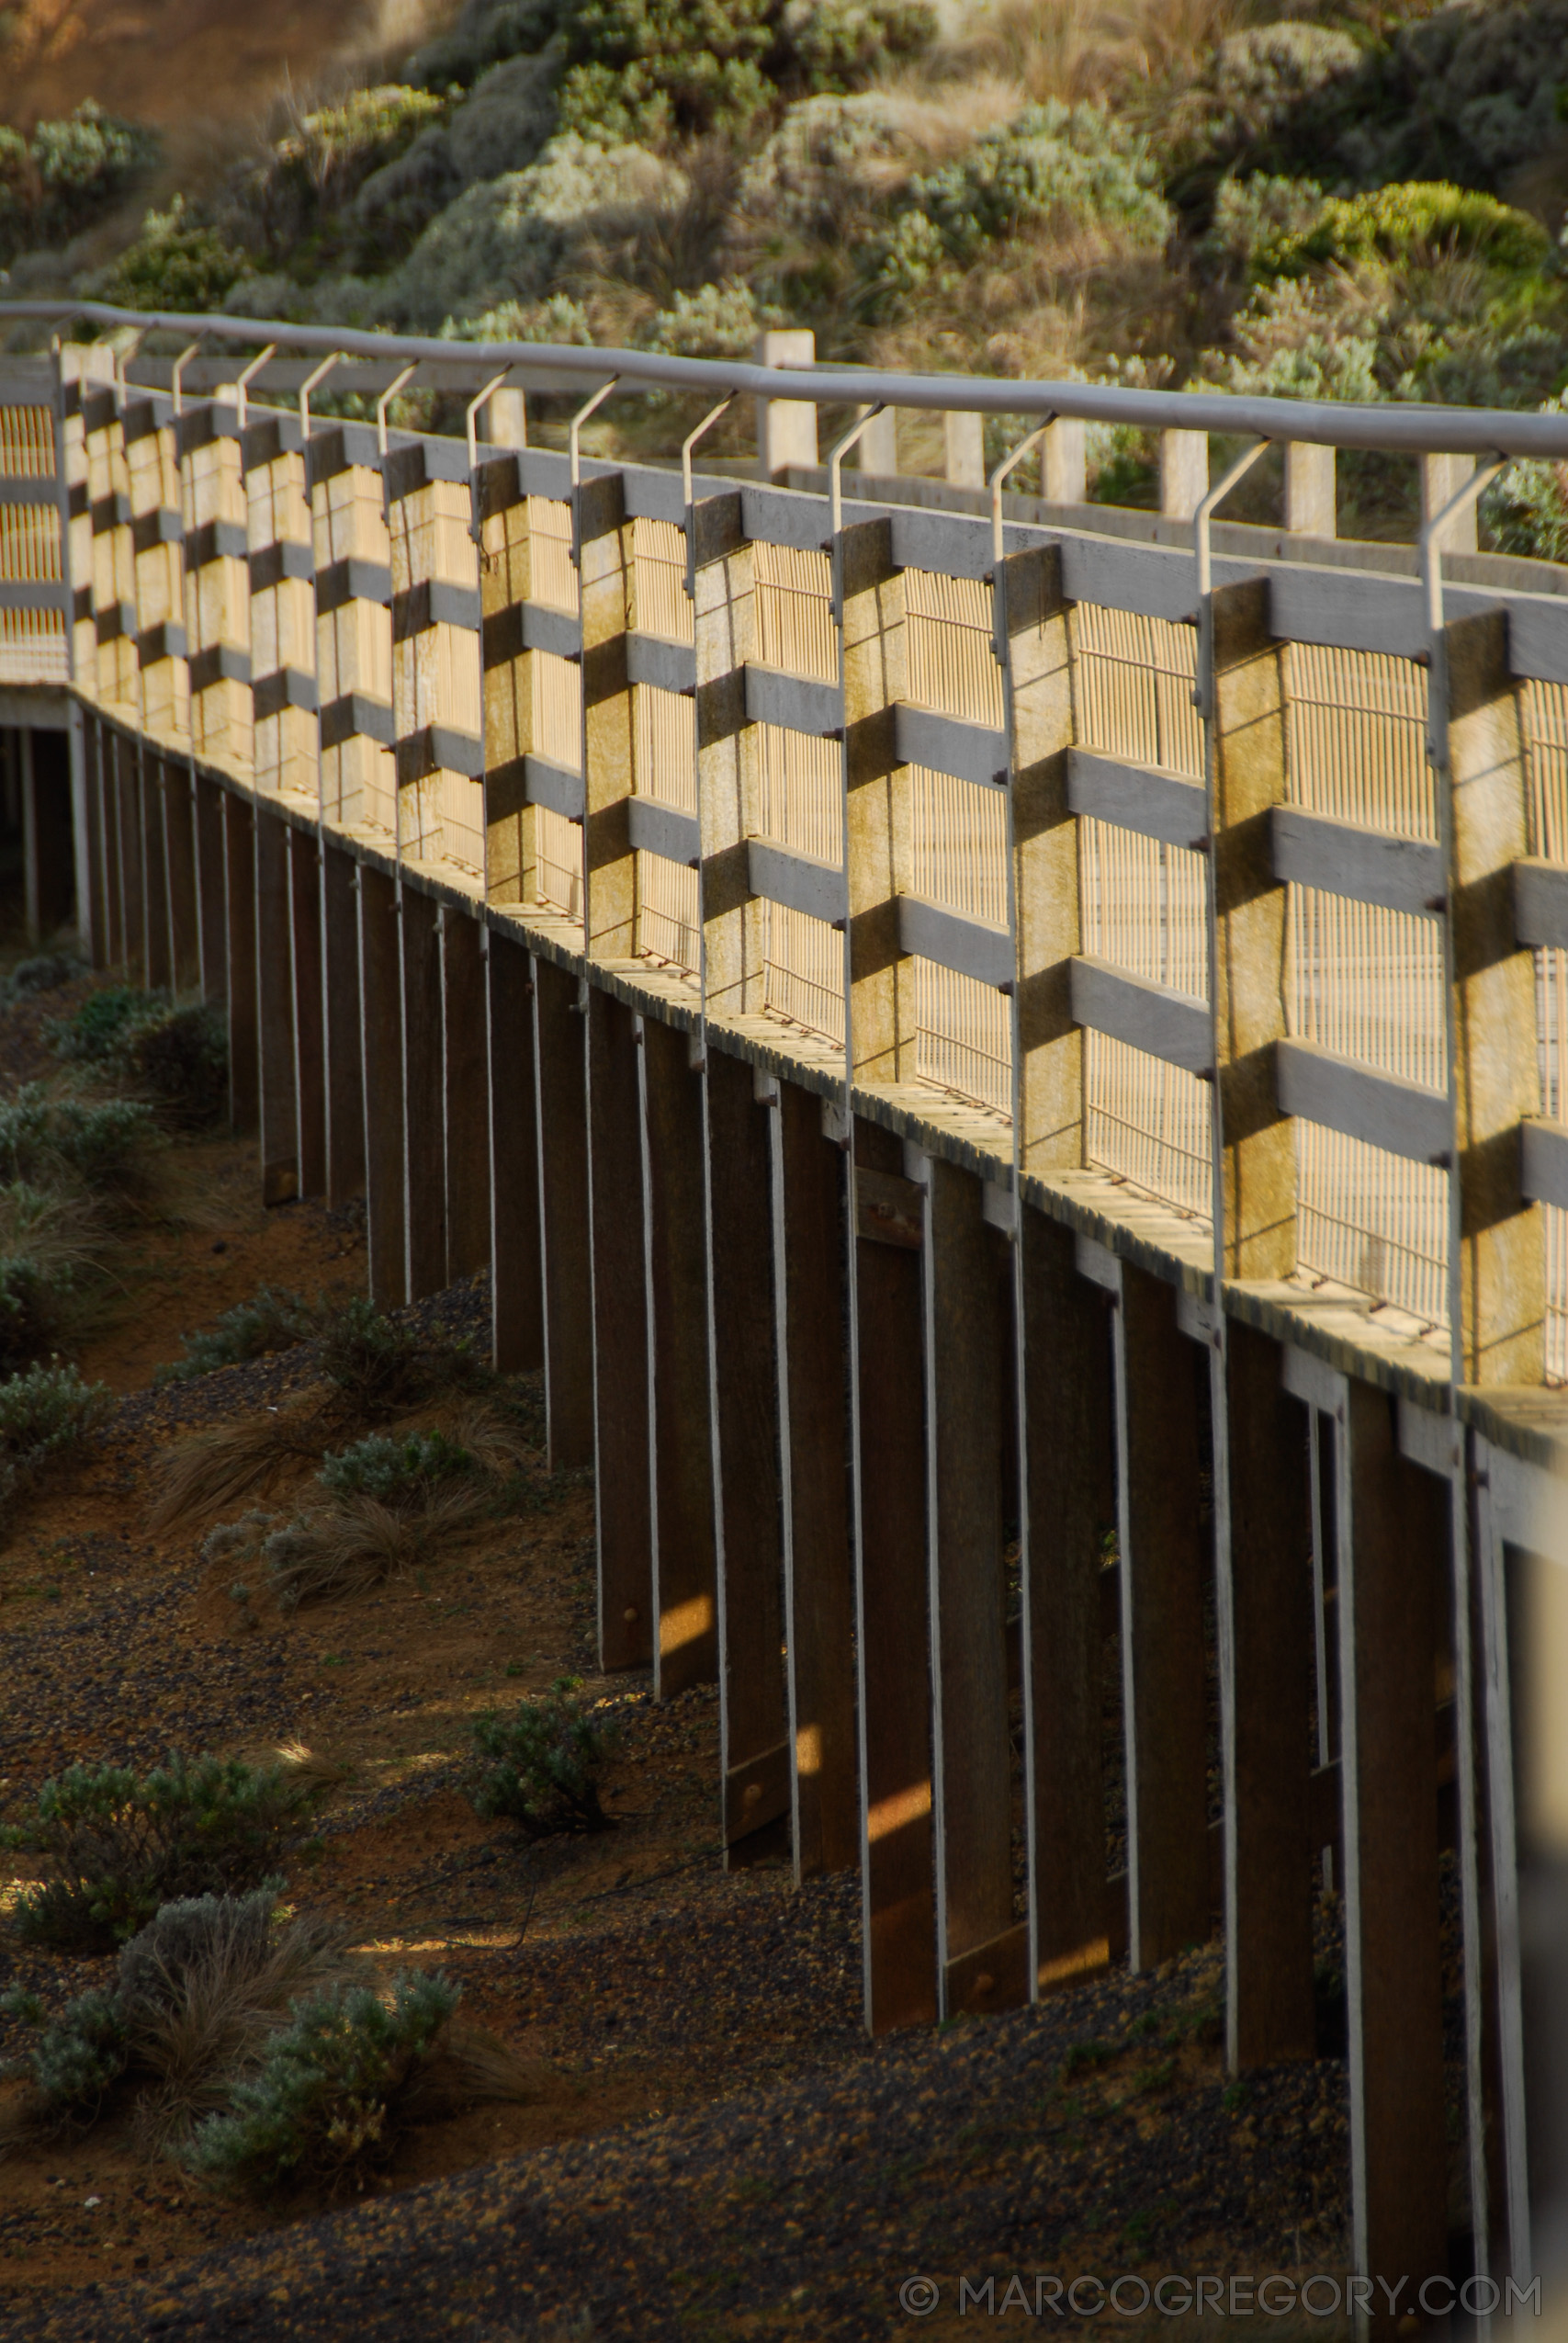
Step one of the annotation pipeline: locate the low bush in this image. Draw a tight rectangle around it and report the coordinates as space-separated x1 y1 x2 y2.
468 1677 615 1839
180 1969 460 2194
158 1287 318 1385
0 1084 159 1196
50 987 228 1127
2 1754 330 1953
318 1428 477 1509
262 1483 489 1613
0 1359 110 1522
315 1296 424 1416
0 951 84 1005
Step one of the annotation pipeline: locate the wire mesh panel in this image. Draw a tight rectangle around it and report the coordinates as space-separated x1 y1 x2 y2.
637 853 700 972
762 900 844 1044
630 515 691 644
527 498 577 613
1523 676 1568 1377
535 805 581 919
633 683 694 811
905 568 1000 727
1073 602 1211 1211
1283 643 1448 1323
754 540 836 681
0 398 67 684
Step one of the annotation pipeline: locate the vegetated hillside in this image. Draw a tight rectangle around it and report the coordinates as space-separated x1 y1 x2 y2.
5 0 1568 549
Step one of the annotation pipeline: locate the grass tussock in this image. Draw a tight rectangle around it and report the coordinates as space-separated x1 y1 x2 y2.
147 1407 327 1533
0 1885 536 2180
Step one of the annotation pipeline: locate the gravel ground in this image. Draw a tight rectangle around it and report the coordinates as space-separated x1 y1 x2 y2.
0 1942 1350 2343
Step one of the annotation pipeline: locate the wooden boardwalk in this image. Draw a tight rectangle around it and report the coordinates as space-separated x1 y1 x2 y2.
2 322 1566 2319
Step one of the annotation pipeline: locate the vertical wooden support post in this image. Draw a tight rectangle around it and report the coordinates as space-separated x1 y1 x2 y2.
195 772 228 1003
1446 610 1543 1384
441 909 491 1281
855 407 897 479
1212 578 1295 1279
774 1081 859 1881
18 726 40 942
1224 1321 1315 2066
1424 453 1477 554
707 1051 787 1865
400 884 446 1300
532 956 594 1468
587 989 651 1672
164 761 200 991
842 518 910 1081
254 809 298 1205
22 728 77 938
1284 443 1337 538
487 931 542 1371
852 1126 936 2032
1005 543 1077 1174
1113 1262 1211 1968
357 864 405 1307
641 1016 718 1697
288 826 326 1200
579 470 635 963
753 329 818 480
1041 419 1087 506
944 412 984 490
141 753 173 990
117 734 146 981
80 714 108 970
924 1153 1021 2014
1337 1380 1449 2315
96 722 125 971
1021 1208 1116 1989
1160 429 1209 521
222 792 258 1135
321 842 365 1205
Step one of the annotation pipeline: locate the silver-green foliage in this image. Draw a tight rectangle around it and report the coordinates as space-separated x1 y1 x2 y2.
892 101 1171 279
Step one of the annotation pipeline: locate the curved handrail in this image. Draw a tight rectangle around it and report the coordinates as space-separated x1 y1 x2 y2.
5 296 1568 462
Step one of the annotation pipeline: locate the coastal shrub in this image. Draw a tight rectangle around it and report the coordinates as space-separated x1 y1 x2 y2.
1178 20 1362 167
180 1969 461 2194
0 1258 54 1374
315 1296 423 1414
410 0 566 92
0 1985 130 2116
0 951 83 1004
50 988 227 1126
1202 173 1325 273
95 198 252 312
0 1359 110 1521
897 101 1171 272
0 1083 156 1194
2 1754 329 1953
157 1287 317 1386
1258 182 1551 282
0 103 160 261
1323 0 1568 194
468 1677 615 1838
317 1428 478 1509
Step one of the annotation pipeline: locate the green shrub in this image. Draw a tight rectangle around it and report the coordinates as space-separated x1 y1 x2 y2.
157 1288 317 1386
315 1296 423 1414
894 101 1171 276
50 987 227 1126
0 1081 159 1194
1259 181 1551 282
0 102 160 262
0 1359 110 1521
0 1985 130 2115
468 1677 615 1838
96 198 253 315
2 1754 329 1953
317 1428 478 1509
181 1969 460 2194
0 950 84 1004
0 1256 56 1374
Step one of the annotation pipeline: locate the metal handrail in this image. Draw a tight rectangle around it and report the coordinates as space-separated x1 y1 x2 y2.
6 296 1568 462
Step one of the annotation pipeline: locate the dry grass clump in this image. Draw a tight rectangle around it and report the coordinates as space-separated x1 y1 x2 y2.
262 1480 491 1612
148 1406 328 1533
936 0 1265 111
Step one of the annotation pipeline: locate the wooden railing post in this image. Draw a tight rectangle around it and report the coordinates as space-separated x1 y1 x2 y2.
1160 428 1208 522
944 413 984 490
774 1081 859 1880
1283 442 1336 538
754 330 818 481
1041 419 1086 507
707 1049 788 1862
1424 452 1477 555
